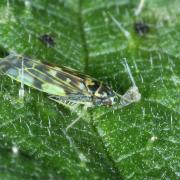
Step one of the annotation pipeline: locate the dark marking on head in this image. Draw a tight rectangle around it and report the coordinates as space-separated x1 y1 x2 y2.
134 22 149 36
87 80 101 94
39 34 55 47
98 84 115 97
85 79 115 99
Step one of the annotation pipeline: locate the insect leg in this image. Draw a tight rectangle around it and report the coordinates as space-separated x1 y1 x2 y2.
65 105 88 132
48 95 90 131
48 95 75 109
19 56 25 99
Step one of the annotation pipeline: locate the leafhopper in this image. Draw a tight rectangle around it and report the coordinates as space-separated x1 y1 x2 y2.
0 53 141 130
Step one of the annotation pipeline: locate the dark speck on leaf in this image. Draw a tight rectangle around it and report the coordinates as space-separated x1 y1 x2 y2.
39 34 55 47
134 22 149 36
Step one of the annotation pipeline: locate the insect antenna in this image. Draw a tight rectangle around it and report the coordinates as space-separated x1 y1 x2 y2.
122 58 137 87
118 58 141 106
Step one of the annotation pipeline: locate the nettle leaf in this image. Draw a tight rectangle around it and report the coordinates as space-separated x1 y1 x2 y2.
0 0 179 179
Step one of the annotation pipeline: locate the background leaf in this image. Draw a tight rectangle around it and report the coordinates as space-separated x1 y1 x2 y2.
0 0 179 179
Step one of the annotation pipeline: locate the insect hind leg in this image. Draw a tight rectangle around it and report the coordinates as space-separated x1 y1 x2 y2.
49 95 90 131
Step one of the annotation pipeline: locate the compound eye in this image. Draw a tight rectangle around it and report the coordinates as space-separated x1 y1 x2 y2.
101 97 114 106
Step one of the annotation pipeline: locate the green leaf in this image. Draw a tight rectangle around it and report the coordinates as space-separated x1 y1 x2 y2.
0 0 179 179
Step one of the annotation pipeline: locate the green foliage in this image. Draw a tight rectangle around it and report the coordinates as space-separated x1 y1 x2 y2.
0 0 179 179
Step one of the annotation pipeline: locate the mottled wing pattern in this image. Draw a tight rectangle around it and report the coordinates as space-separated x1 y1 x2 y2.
0 53 141 108
0 53 91 97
